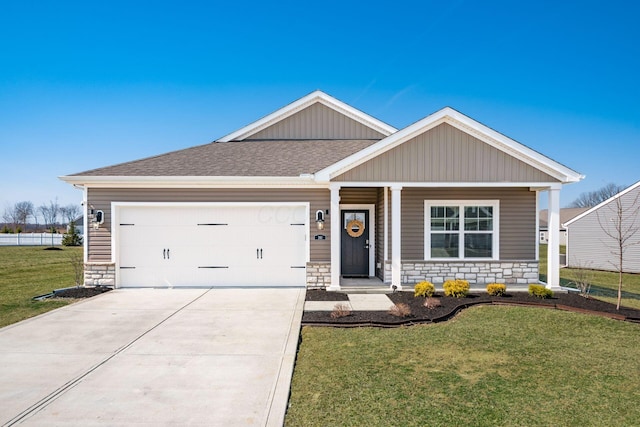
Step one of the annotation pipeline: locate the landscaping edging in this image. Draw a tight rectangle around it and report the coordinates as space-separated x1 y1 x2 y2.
302 292 640 327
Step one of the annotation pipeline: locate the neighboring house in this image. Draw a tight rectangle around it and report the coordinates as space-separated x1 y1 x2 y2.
539 208 588 245
565 181 640 273
61 91 583 290
67 215 84 236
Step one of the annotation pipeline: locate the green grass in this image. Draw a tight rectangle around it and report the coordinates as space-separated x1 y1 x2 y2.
286 307 640 426
0 246 83 327
540 244 640 310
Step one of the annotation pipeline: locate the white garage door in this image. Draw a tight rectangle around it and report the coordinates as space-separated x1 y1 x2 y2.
115 204 308 287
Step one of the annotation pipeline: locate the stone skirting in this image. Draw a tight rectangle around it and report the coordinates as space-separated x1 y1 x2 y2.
84 263 116 287
306 262 331 288
385 260 539 286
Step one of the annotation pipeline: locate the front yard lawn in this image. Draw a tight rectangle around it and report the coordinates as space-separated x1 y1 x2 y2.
0 246 82 327
286 306 640 426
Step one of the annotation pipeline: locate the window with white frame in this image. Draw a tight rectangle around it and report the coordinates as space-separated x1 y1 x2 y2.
425 200 499 259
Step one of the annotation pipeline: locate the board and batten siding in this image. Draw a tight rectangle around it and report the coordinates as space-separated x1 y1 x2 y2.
567 184 640 273
86 188 330 263
245 103 385 140
334 123 559 183
401 187 537 260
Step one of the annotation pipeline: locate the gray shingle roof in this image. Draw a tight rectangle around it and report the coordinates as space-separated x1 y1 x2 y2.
71 139 378 177
539 207 590 228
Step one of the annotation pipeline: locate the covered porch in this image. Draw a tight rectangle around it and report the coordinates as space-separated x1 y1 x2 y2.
326 184 564 292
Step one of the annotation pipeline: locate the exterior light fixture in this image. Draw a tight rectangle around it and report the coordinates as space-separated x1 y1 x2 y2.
315 210 325 230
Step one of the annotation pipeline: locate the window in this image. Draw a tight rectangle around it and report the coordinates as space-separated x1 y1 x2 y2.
425 200 499 259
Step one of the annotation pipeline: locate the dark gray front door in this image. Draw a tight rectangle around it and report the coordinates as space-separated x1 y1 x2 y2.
341 210 369 277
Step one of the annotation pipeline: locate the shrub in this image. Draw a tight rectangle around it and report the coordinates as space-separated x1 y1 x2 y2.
487 283 507 297
424 297 442 309
414 281 435 298
62 222 83 247
331 303 352 319
528 284 553 299
388 303 412 317
443 279 470 298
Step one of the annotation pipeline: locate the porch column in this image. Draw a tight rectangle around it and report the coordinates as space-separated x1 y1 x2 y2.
546 186 561 290
329 184 341 291
391 186 402 290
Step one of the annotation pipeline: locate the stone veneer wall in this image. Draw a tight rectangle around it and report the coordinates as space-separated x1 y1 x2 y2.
84 263 116 287
306 262 331 288
384 261 539 286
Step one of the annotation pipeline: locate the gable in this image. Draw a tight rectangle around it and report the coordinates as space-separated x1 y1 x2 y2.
246 103 386 140
333 123 559 182
219 90 396 142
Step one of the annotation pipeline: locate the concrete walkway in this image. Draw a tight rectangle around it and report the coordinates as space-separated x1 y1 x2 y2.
304 293 394 311
0 288 305 426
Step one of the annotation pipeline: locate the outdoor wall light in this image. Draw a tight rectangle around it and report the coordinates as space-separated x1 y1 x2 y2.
315 210 325 230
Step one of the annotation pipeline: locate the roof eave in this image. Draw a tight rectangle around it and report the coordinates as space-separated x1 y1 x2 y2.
59 175 326 188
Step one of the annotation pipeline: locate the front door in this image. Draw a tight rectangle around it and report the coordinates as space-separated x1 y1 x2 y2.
341 210 369 277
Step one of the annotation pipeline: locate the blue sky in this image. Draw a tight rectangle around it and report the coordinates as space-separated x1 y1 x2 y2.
1 0 639 215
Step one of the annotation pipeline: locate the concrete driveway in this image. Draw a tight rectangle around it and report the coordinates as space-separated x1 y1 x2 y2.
0 288 305 426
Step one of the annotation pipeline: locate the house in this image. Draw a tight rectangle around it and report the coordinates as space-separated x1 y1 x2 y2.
60 91 583 291
538 208 589 245
565 180 640 273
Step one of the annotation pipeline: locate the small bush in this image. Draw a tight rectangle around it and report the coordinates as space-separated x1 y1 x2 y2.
443 279 470 298
424 297 442 309
414 281 435 298
528 284 553 299
487 283 507 296
388 303 412 317
331 303 352 319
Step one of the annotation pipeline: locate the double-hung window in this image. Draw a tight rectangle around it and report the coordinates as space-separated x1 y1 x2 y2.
425 200 499 260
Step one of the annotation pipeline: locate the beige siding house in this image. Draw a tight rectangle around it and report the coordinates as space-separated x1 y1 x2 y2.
565 181 640 273
539 207 589 245
61 91 583 290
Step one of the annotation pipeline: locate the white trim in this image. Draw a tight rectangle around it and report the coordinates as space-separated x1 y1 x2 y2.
329 185 341 290
60 175 325 188
424 200 500 261
383 186 389 261
111 201 310 288
546 189 561 289
83 187 88 264
564 180 640 227
218 90 397 142
391 187 402 290
535 191 540 261
62 176 567 190
331 181 564 188
340 204 376 277
315 107 584 184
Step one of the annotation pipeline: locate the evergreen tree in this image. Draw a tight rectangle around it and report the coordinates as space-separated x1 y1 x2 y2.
62 222 83 246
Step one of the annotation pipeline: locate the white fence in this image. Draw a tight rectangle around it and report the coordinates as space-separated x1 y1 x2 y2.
0 233 64 246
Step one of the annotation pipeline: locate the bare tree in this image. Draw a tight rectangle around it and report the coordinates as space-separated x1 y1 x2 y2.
596 190 640 309
2 204 19 230
60 204 81 225
567 261 594 298
38 199 60 230
569 183 626 208
14 201 34 230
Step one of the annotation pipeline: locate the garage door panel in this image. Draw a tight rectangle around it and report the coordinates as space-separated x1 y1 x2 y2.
117 205 308 288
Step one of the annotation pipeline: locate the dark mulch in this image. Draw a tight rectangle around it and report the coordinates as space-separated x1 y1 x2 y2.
303 290 640 327
53 286 112 298
305 289 350 301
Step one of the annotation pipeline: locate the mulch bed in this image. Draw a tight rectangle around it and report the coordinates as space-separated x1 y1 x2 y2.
53 286 112 298
303 290 640 327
